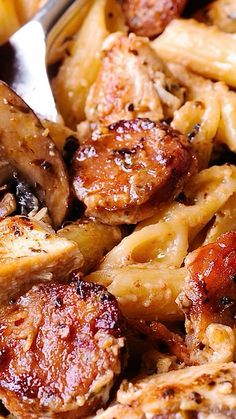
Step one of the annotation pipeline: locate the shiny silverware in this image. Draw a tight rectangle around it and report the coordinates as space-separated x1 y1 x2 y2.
0 0 90 121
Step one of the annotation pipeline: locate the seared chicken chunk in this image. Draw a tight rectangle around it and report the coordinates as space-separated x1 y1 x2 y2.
85 33 185 127
121 0 187 37
73 118 196 225
0 216 83 306
96 362 236 418
0 279 126 418
178 231 236 363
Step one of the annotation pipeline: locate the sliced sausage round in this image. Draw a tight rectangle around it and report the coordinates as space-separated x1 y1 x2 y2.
72 118 197 224
0 278 126 418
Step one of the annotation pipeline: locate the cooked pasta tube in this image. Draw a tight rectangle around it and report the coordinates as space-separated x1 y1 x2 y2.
100 165 236 270
152 19 236 87
168 63 236 154
172 96 220 169
0 0 19 44
47 1 93 66
214 82 236 152
204 193 236 244
52 0 126 128
172 164 236 242
100 218 189 270
85 265 186 321
169 63 220 167
167 62 215 98
53 0 108 127
58 219 122 273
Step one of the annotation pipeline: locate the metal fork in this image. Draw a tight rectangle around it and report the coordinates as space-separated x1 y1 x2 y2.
0 0 91 122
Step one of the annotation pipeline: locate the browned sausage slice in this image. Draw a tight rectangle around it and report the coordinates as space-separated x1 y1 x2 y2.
178 231 236 362
72 119 197 224
182 231 236 335
121 0 188 37
0 279 126 418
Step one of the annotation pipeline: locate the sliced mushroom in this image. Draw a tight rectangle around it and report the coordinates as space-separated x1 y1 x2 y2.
13 172 39 216
0 81 70 228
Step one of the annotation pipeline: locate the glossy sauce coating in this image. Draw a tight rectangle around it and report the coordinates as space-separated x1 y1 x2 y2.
182 232 236 339
0 279 125 418
121 0 187 37
73 118 196 224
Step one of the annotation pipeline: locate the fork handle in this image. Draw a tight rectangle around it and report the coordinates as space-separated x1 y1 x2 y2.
32 0 78 34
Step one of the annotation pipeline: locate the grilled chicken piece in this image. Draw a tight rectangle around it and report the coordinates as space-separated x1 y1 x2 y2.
85 33 185 127
178 231 236 364
0 279 125 419
0 216 83 306
95 362 236 418
121 0 187 37
0 82 70 228
72 118 196 225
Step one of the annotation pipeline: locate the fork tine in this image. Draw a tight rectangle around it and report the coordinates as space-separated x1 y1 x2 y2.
0 0 91 121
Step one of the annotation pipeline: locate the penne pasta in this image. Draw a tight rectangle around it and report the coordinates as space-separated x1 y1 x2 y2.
86 265 186 321
101 165 236 271
172 96 220 169
58 219 122 273
204 193 236 244
84 165 236 320
52 0 126 128
152 18 236 88
169 62 236 156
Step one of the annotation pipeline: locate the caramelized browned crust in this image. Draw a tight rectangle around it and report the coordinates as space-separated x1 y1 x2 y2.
0 279 126 418
72 119 196 224
121 0 187 37
96 363 236 418
181 232 236 341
